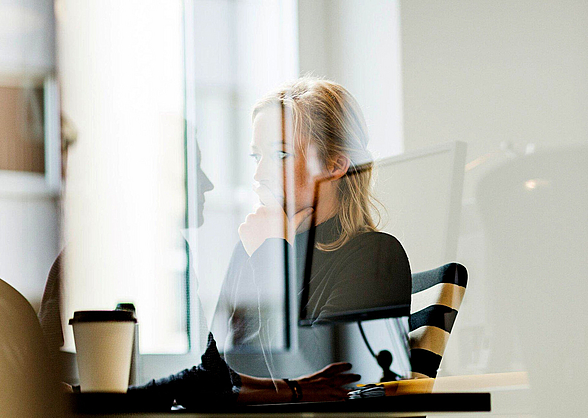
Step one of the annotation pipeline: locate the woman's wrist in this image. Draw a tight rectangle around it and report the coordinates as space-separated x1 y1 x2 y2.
237 375 301 404
282 378 303 402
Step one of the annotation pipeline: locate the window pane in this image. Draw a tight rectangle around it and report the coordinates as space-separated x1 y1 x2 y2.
59 1 187 354
186 0 299 356
0 83 45 173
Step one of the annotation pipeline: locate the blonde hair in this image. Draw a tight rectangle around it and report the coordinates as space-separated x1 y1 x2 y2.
253 77 380 250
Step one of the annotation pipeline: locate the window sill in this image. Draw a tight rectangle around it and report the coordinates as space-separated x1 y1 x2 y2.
0 170 59 199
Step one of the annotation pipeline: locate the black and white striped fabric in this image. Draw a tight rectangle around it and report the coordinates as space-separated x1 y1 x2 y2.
409 263 468 379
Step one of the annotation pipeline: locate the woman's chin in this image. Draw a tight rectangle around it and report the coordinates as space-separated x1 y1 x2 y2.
197 210 205 228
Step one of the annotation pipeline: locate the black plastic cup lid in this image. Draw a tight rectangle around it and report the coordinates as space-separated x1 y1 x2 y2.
69 310 137 325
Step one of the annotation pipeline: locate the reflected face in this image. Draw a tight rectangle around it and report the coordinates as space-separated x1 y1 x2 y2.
196 144 214 227
251 108 323 215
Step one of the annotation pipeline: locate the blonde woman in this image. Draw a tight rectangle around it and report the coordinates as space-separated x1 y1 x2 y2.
214 77 411 376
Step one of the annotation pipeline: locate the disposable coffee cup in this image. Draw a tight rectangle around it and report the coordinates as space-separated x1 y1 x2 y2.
69 310 137 392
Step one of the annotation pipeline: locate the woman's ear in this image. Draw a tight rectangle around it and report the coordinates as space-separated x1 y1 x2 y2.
328 155 351 180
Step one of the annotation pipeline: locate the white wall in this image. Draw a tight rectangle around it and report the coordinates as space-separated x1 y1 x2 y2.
401 0 588 193
298 0 404 160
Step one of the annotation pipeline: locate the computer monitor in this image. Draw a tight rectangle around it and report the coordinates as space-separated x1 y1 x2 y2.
298 141 466 326
372 141 467 273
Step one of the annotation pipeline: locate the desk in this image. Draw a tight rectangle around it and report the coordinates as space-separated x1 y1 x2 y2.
72 392 491 417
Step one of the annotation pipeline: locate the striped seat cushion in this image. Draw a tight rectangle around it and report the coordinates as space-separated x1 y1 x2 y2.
409 263 468 379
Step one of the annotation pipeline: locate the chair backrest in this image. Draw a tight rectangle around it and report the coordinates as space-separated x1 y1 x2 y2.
0 278 64 417
408 263 467 379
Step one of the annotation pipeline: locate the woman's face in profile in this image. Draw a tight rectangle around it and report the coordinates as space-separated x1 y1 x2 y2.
196 144 214 227
251 107 323 215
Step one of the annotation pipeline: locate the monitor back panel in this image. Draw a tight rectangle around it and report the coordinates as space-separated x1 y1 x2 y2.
372 142 466 273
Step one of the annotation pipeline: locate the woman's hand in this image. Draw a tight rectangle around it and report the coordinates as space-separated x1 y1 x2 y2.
237 363 360 404
292 362 361 402
238 184 313 256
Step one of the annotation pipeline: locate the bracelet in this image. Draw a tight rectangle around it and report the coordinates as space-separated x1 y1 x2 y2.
283 378 303 402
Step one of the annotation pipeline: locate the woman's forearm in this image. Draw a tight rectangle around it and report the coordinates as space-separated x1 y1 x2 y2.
236 374 292 404
235 362 360 404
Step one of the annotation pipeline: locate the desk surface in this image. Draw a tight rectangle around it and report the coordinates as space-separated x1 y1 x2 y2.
72 392 491 417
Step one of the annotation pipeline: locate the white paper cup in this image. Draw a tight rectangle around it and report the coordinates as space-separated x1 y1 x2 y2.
69 310 137 393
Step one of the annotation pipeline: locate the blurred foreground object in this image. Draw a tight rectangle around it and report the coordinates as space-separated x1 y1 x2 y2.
0 277 66 417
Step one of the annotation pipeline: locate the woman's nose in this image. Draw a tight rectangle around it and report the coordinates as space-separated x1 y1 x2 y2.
253 158 273 183
203 173 214 192
198 169 214 192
